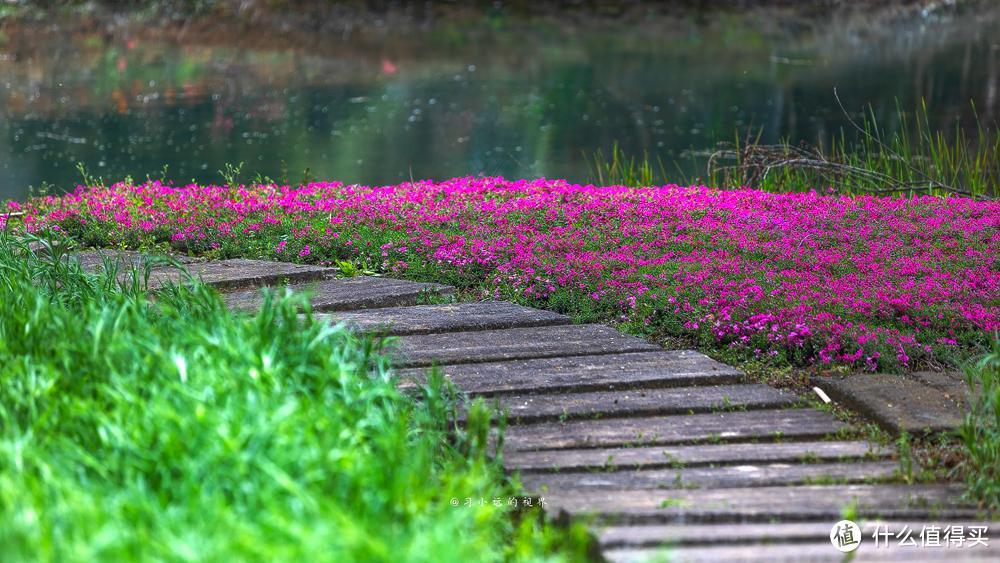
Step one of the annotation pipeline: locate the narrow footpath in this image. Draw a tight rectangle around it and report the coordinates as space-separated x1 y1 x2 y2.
77 251 994 562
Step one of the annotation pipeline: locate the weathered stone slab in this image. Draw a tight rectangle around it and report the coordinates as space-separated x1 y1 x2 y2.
224 276 454 312
503 409 844 451
389 324 659 368
911 370 976 409
603 539 995 563
396 351 742 396
143 259 331 291
69 249 201 272
315 301 569 336
544 484 978 524
600 521 833 548
484 384 796 424
504 441 890 472
598 520 998 548
521 461 899 492
814 374 966 435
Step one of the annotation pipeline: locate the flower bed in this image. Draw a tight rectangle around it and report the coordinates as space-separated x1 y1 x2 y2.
7 177 998 370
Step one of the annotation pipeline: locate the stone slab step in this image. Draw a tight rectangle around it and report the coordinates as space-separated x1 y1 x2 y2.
396 351 742 396
603 541 995 562
505 441 891 472
485 384 796 424
224 276 454 312
521 461 899 492
314 301 569 335
503 408 845 451
146 259 332 291
74 253 330 292
814 374 967 435
544 484 978 524
69 249 202 271
598 520 998 548
389 324 659 368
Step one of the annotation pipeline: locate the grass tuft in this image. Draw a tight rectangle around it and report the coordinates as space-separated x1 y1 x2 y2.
585 143 667 188
0 234 590 561
592 101 999 199
959 339 1000 510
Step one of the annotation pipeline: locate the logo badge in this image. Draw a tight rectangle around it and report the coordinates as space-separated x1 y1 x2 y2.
830 519 862 552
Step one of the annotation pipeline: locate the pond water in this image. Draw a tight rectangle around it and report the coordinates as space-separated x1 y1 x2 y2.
1 2 998 200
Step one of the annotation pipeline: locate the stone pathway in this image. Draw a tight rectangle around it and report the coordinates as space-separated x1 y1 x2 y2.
71 250 997 562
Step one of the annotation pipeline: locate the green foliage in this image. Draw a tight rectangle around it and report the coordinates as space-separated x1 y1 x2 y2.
591 102 999 198
218 161 245 187
709 101 999 198
586 143 667 188
959 338 1000 509
840 499 859 522
897 432 914 484
75 162 104 190
0 234 589 561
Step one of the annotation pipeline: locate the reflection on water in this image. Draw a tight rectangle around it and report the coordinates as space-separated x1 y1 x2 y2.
1 2 998 200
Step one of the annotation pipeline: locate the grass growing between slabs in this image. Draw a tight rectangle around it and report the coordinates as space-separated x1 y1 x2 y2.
0 235 591 562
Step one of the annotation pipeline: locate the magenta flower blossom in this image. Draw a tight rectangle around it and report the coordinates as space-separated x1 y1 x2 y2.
11 177 998 370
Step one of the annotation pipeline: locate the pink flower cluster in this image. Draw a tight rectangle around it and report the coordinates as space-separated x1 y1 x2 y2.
9 177 998 369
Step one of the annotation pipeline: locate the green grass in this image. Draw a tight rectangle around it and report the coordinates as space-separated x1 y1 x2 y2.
585 143 668 189
959 339 1000 510
591 101 999 199
0 235 591 562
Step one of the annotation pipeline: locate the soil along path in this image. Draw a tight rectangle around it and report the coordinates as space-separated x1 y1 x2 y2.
72 250 995 562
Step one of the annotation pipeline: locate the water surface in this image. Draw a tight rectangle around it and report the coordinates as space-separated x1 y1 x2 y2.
1 2 998 200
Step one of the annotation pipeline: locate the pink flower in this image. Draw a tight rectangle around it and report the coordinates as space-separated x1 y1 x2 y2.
13 176 997 371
